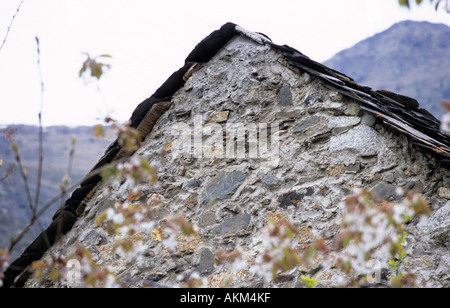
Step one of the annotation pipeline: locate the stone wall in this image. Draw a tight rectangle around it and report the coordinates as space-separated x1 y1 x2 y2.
26 36 450 288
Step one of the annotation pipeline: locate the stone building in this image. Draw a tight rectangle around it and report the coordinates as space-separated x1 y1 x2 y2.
4 23 450 288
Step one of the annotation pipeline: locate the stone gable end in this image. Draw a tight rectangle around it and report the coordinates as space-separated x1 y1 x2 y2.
23 34 450 288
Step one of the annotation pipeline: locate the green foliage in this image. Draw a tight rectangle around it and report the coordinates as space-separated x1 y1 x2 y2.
336 190 430 287
299 275 318 289
31 242 118 287
388 259 402 273
387 230 410 286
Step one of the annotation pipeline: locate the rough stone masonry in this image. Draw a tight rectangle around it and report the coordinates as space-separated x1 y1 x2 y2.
25 33 450 288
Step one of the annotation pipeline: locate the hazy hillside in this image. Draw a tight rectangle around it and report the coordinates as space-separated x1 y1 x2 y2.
0 125 113 258
324 20 450 117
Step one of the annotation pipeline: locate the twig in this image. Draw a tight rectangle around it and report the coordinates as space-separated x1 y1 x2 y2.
10 143 52 257
34 36 45 211
8 154 134 252
442 0 450 12
0 0 24 52
8 189 74 253
54 136 77 259
60 136 77 203
0 163 15 182
7 37 49 254
12 144 36 215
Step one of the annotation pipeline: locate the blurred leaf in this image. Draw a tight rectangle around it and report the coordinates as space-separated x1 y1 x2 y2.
299 275 318 288
10 141 19 154
49 269 60 282
96 212 108 227
79 60 88 77
399 0 410 8
152 226 163 242
91 62 103 79
79 53 112 81
140 160 157 184
388 259 400 271
31 260 45 279
101 164 119 181
70 134 77 146
409 194 431 216
399 0 449 11
92 124 105 138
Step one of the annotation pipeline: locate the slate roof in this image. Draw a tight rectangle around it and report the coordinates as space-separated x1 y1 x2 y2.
3 22 450 288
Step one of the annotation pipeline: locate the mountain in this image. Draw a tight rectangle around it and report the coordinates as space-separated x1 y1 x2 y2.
324 20 450 117
0 125 113 258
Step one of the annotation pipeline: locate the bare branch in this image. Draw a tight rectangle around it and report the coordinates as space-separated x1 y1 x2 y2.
34 37 45 210
0 0 24 52
7 154 134 252
0 126 17 182
11 142 35 215
7 37 49 253
0 163 15 182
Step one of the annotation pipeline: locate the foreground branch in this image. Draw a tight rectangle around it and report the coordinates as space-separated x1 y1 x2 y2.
0 0 24 52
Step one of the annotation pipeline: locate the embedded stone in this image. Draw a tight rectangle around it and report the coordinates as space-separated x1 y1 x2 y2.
202 171 247 205
147 273 166 282
208 111 230 123
294 161 308 173
373 182 401 202
278 188 314 209
186 179 202 188
327 116 361 129
198 212 216 228
276 84 293 106
377 149 398 172
361 113 376 126
262 173 279 189
275 111 303 120
304 94 323 106
438 187 450 200
330 125 384 156
198 248 215 274
436 254 450 281
345 163 361 174
345 103 360 116
294 116 321 134
423 203 450 247
212 214 251 234
327 164 345 177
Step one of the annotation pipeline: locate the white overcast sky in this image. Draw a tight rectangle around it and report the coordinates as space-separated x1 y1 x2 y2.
0 0 449 127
